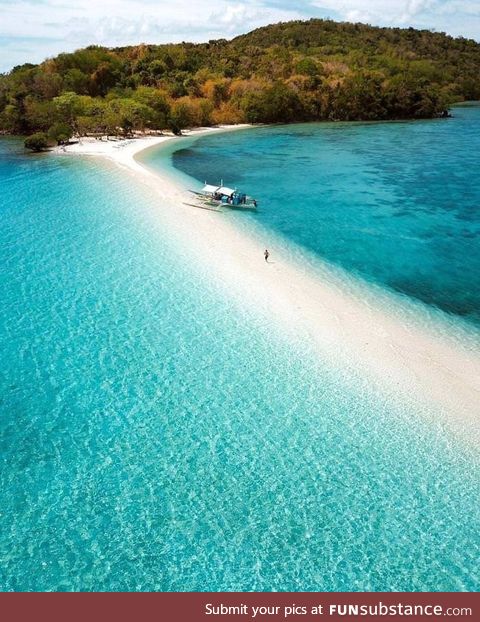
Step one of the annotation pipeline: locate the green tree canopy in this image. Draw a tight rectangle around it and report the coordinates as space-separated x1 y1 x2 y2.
48 122 73 144
24 132 49 151
1 18 479 134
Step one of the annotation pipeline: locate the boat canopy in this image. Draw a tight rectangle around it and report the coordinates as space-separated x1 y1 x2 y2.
201 184 220 194
217 186 235 196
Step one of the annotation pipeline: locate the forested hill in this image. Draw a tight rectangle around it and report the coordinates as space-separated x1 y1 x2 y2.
2 18 480 143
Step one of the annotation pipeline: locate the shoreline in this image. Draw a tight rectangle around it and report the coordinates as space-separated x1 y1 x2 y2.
56 126 480 445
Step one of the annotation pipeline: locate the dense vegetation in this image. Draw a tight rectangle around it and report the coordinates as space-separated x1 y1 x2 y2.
1 19 479 143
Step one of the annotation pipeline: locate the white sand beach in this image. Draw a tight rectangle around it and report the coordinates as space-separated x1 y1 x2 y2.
56 126 480 444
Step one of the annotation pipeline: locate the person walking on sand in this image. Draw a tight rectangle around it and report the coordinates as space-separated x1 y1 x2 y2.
264 249 270 262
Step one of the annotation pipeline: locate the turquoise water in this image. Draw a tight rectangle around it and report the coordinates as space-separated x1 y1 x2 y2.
172 105 480 326
0 133 479 592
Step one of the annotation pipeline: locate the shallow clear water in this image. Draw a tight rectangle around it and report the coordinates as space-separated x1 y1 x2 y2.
0 135 479 592
172 105 480 326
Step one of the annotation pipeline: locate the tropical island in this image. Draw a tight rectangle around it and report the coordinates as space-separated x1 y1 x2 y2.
2 6 480 594
1 18 480 148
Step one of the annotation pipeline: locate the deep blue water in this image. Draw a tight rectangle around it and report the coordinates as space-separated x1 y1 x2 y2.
172 105 480 326
0 128 479 592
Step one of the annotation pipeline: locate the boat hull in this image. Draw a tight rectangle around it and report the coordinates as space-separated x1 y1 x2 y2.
189 188 258 211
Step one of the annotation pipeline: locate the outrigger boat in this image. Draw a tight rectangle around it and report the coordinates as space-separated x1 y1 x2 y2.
189 181 258 211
